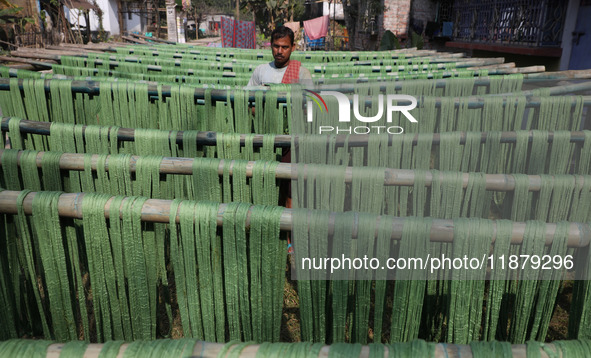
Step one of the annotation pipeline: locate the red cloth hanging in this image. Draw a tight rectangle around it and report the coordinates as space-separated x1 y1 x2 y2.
281 60 302 84
303 15 329 40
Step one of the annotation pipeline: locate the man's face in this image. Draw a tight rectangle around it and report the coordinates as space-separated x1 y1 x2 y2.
272 36 295 68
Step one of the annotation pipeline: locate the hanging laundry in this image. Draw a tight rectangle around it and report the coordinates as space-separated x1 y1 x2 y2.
221 16 256 49
303 15 329 40
284 21 301 34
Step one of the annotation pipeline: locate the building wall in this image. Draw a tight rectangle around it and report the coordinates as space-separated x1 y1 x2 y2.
65 7 83 30
559 0 580 70
125 11 143 33
79 0 116 34
201 15 227 36
58 0 151 37
106 0 120 35
85 0 120 35
382 0 411 39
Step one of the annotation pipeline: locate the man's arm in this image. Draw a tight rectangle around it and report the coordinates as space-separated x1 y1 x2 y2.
299 67 313 87
247 65 262 87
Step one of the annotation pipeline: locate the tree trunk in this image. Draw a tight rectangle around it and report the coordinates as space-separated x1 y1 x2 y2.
156 1 161 38
116 0 125 35
342 0 357 50
85 10 91 43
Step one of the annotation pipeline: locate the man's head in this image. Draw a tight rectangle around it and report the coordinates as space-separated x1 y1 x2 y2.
271 26 295 68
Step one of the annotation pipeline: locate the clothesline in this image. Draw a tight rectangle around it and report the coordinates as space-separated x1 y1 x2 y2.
2 118 589 148
7 338 582 358
2 149 591 193
2 54 533 74
3 68 536 89
1 79 590 105
8 48 484 65
0 189 588 247
56 51 476 66
6 67 556 94
111 44 440 57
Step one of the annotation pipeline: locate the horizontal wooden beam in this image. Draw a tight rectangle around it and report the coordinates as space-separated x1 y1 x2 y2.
2 118 590 150
2 148 591 193
446 42 563 57
41 340 559 358
0 190 589 247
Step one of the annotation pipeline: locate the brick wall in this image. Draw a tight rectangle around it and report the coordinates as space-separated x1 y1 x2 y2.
382 0 411 39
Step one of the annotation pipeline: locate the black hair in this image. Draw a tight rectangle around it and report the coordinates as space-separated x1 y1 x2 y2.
271 26 295 45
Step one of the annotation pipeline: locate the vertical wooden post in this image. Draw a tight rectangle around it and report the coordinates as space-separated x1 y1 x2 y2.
166 0 178 42
116 0 125 35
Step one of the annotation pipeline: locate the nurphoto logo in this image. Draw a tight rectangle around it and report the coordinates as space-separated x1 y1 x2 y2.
304 89 329 114
305 90 418 134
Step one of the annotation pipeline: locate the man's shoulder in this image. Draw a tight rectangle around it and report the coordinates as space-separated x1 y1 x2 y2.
299 66 312 79
252 62 268 72
299 66 311 75
257 62 278 70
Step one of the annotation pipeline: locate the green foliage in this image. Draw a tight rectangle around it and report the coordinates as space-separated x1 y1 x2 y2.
242 0 302 36
0 6 24 25
291 1 304 21
256 33 268 47
342 0 383 50
90 0 107 42
0 5 34 33
410 30 424 50
379 30 400 50
185 0 231 35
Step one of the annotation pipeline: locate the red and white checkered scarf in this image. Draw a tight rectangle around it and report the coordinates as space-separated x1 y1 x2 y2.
281 60 302 84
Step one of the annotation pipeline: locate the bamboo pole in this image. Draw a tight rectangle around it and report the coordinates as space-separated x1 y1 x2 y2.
491 80 591 97
0 190 589 247
30 49 469 66
9 50 63 62
349 57 505 67
2 148 591 193
4 48 486 71
3 45 462 65
8 64 589 85
0 59 568 89
0 38 18 49
1 50 559 80
0 56 54 69
40 340 560 358
526 69 591 80
466 62 516 69
6 50 521 74
313 78 591 92
3 64 37 71
1 78 591 106
515 65 547 74
5 62 572 87
121 35 149 44
129 32 178 44
45 44 117 53
43 47 105 55
1 118 589 149
108 46 469 60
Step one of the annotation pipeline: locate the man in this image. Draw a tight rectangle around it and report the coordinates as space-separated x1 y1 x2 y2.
247 27 310 255
247 26 312 86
